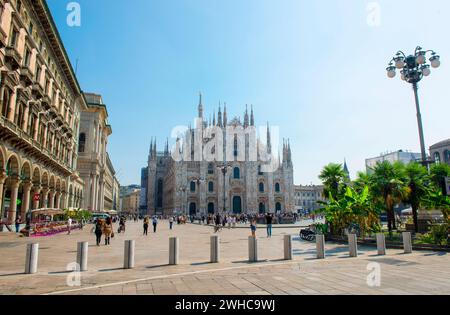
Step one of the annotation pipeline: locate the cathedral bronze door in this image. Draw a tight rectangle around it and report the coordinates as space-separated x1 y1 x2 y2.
232 196 242 214
259 203 266 214
208 202 215 214
189 202 196 216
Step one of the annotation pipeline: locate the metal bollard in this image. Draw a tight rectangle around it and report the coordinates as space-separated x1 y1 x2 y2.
316 234 325 259
76 242 89 271
402 232 412 254
348 234 358 257
25 243 39 274
284 235 293 260
248 236 258 262
123 240 135 269
210 235 220 263
169 237 179 265
376 233 386 255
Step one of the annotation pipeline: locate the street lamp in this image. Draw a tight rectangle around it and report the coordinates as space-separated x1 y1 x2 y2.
387 46 441 166
216 163 232 214
178 186 187 216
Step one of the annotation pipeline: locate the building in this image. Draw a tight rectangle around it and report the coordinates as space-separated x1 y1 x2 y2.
294 185 324 214
104 153 120 212
112 175 120 211
76 93 112 212
0 0 88 224
430 139 450 166
121 188 140 215
366 150 422 173
146 94 295 216
139 166 148 216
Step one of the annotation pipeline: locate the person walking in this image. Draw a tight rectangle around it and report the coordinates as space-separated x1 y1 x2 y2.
67 217 72 235
152 216 158 233
15 215 21 233
250 219 257 237
95 219 103 246
227 215 232 229
103 217 113 245
143 217 149 235
169 216 174 230
119 216 126 233
265 213 273 238
214 214 222 233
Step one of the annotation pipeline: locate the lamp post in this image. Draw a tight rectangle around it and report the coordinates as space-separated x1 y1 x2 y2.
192 177 205 215
216 163 232 214
386 46 441 166
179 186 187 216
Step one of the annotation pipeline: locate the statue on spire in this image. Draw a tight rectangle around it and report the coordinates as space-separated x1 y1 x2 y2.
198 91 204 119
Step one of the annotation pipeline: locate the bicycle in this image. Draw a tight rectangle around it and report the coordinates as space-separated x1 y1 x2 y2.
299 228 316 242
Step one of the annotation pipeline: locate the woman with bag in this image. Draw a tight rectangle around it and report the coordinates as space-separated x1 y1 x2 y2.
102 217 113 245
94 219 103 246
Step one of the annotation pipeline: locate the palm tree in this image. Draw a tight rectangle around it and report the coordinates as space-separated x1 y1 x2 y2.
370 161 408 232
403 162 429 233
319 163 346 200
354 171 372 193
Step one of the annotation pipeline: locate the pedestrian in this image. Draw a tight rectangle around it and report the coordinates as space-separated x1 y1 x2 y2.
95 219 103 246
67 217 72 235
227 215 232 229
15 215 21 233
265 213 273 238
103 217 113 245
169 216 174 230
214 214 222 233
143 216 149 235
232 216 236 228
152 216 158 233
250 219 257 237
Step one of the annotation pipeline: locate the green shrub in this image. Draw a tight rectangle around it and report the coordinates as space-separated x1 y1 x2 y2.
430 224 449 246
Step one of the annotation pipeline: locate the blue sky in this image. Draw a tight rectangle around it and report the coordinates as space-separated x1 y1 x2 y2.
47 0 450 186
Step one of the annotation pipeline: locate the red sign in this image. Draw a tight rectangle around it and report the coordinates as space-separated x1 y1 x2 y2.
33 194 40 202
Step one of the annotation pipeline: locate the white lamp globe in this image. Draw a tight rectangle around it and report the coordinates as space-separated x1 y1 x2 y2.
416 52 426 65
430 55 440 68
422 66 431 77
395 57 405 69
387 70 396 78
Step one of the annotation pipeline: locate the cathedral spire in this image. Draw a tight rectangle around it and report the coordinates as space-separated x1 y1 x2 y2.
218 103 223 127
250 105 254 126
213 109 216 126
244 104 249 128
198 92 204 119
223 103 228 126
266 122 272 154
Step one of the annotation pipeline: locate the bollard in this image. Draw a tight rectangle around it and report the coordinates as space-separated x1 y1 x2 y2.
76 242 89 271
284 235 293 260
348 234 358 257
376 233 386 256
248 236 258 262
402 232 412 254
316 234 325 259
25 243 39 274
210 235 220 263
123 240 135 269
169 237 179 265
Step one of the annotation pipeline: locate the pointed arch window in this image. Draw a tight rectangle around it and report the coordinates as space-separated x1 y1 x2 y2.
208 181 214 192
208 163 214 175
190 181 196 192
259 182 265 192
233 167 240 179
275 183 281 193
78 133 86 153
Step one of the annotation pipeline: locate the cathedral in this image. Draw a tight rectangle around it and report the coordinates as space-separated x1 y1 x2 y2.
146 94 295 216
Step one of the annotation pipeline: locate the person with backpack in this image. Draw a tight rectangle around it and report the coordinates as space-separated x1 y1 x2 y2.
95 219 103 246
169 216 174 230
143 216 149 235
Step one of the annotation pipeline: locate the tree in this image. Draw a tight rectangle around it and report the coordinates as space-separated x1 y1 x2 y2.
319 163 346 200
430 164 450 195
354 171 372 193
403 162 430 233
369 161 408 232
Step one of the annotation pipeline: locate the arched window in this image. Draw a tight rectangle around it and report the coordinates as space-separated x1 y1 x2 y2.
276 202 282 212
445 150 450 163
259 182 265 192
208 163 214 174
233 167 240 179
208 181 214 192
275 183 281 193
190 181 196 192
1 89 10 118
434 152 441 164
78 133 86 153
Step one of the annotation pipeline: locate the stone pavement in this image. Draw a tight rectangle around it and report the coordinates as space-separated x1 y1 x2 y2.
0 221 449 295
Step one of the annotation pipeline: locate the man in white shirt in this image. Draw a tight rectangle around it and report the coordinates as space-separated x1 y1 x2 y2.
67 217 72 235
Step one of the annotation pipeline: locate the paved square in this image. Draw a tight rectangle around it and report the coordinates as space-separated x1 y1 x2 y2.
0 221 449 295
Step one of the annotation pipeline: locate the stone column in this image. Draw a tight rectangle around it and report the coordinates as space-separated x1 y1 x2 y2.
55 191 61 209
48 190 55 208
31 186 41 209
20 181 32 220
0 172 6 215
22 103 29 132
40 188 49 208
7 178 20 224
33 116 39 141
61 191 67 209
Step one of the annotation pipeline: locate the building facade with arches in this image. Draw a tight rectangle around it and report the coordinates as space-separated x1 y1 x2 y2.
146 94 295 216
0 0 88 224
